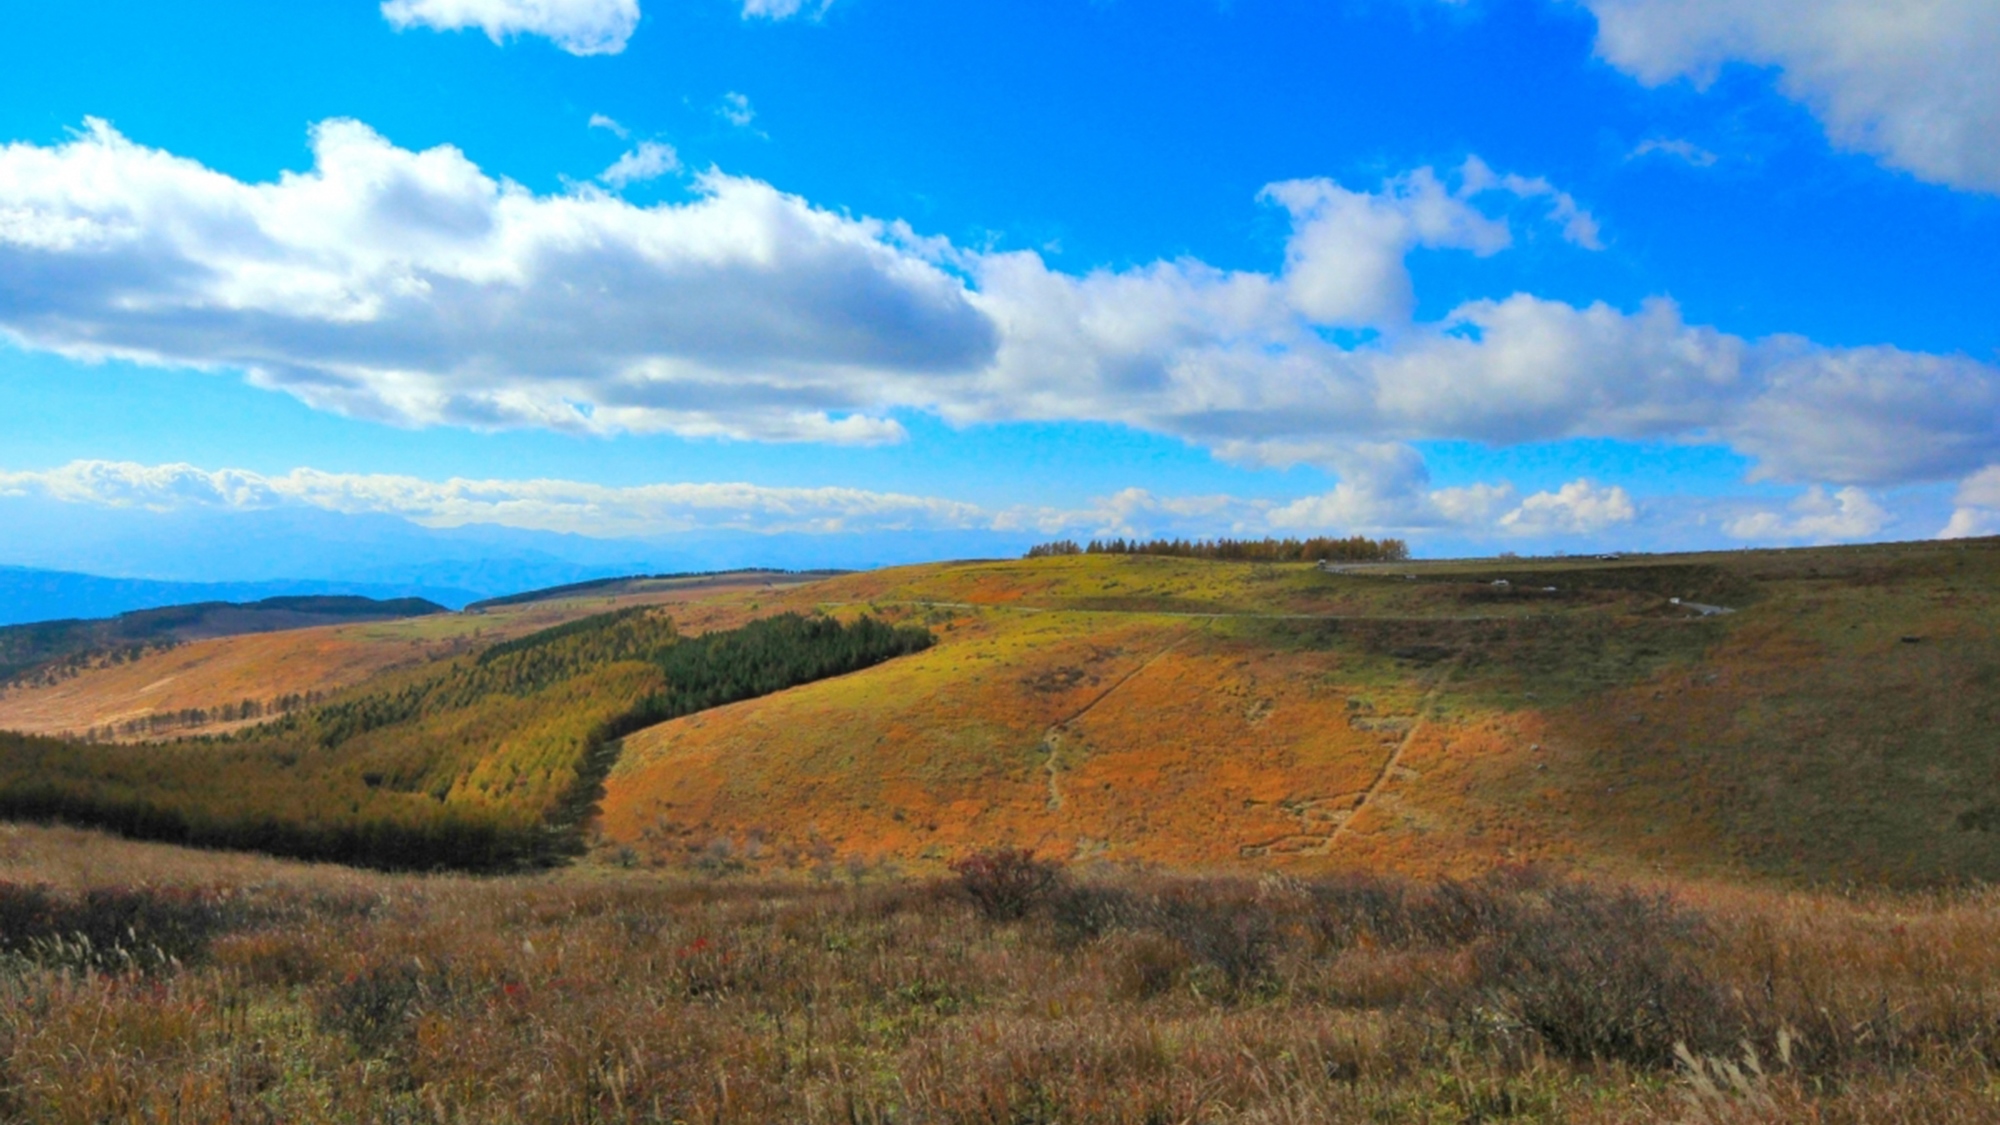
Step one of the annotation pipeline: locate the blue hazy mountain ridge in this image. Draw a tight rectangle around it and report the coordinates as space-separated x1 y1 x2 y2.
0 567 478 628
0 588 451 684
0 496 1039 619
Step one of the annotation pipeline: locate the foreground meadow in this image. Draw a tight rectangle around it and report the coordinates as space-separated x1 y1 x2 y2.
3 824 1998 1123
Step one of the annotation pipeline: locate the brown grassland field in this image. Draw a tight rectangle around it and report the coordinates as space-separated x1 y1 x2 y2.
3 541 2000 1121
0 572 814 742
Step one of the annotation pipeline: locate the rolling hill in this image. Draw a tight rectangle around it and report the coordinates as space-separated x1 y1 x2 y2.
0 594 449 687
0 605 932 869
596 539 2000 887
0 569 822 741
1 538 1996 886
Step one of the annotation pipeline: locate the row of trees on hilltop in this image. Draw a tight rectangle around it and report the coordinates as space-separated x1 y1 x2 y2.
0 610 933 872
1026 535 1409 563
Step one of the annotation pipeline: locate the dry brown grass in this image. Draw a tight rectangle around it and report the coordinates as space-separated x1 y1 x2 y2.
3 823 1999 1123
0 625 466 739
0 577 802 742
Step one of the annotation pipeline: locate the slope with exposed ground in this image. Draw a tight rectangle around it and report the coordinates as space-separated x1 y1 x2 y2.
600 540 2000 886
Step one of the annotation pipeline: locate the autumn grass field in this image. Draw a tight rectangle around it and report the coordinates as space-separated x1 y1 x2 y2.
6 823 2000 1123
5 540 2000 1120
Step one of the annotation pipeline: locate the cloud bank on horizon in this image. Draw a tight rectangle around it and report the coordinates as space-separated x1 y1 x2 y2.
0 459 1647 542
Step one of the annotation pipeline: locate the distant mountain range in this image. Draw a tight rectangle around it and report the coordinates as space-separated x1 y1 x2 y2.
0 493 1040 626
0 592 451 683
0 567 476 628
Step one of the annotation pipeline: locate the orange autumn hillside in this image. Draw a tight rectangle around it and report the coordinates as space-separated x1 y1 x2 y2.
3 540 1998 887
597 540 2000 887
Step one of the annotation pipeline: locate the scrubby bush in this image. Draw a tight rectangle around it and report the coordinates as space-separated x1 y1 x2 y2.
3 830 1998 1122
1045 880 1141 948
1150 885 1279 995
1472 882 1734 1067
951 848 1064 921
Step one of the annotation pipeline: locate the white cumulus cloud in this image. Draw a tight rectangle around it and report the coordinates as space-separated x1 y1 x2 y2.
0 121 1995 492
1724 485 1891 542
1499 480 1637 536
1262 445 1632 538
382 0 641 55
1939 465 2000 539
1266 444 1506 533
0 118 993 443
1580 0 2000 192
1255 158 1596 328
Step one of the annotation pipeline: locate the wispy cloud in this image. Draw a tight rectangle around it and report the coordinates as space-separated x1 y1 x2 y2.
740 0 828 20
381 0 641 56
1458 155 1604 249
600 140 680 187
0 461 983 538
719 92 756 128
1630 137 1719 167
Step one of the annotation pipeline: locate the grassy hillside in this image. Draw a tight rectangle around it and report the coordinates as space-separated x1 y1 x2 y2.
0 573 803 741
5 538 1998 887
463 568 850 611
0 594 448 687
600 539 2000 887
0 609 931 869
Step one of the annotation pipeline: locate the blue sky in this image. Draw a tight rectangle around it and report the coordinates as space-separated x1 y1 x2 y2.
1 0 1997 589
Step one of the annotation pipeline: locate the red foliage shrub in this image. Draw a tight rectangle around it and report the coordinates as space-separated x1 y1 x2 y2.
949 848 1064 921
